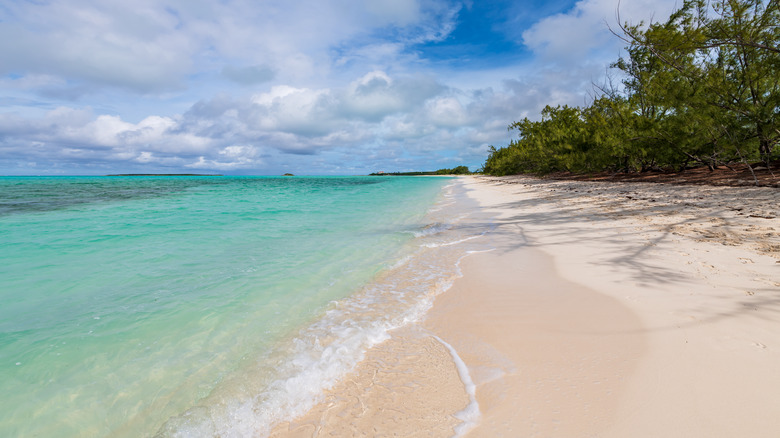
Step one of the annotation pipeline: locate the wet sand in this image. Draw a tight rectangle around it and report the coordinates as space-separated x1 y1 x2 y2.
273 175 780 437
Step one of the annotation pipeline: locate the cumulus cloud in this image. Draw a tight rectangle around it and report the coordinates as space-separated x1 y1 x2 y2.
187 145 264 170
176 71 449 150
221 65 276 85
0 107 216 174
1 68 537 173
0 0 459 96
522 0 678 64
0 1 193 93
0 0 686 174
365 0 422 25
338 71 444 121
425 96 469 127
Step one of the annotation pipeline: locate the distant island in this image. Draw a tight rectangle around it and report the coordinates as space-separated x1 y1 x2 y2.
105 174 223 176
370 166 471 176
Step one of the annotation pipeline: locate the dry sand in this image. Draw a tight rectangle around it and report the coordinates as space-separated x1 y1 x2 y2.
272 176 780 437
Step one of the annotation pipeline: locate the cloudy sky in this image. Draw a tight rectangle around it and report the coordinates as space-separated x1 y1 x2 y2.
0 0 678 175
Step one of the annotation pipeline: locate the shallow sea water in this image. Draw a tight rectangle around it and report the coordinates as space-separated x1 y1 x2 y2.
0 175 489 437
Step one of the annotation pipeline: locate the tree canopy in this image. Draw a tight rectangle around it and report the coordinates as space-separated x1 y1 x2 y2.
483 0 780 176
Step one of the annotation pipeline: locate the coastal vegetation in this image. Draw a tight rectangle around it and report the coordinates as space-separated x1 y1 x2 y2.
434 166 471 175
483 0 780 177
370 166 471 176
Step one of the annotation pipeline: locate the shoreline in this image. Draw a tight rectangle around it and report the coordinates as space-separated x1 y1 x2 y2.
272 175 780 437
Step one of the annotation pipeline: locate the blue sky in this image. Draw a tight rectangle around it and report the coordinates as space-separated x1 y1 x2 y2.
0 0 677 175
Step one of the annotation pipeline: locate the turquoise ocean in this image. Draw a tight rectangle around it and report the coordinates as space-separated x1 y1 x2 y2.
0 176 485 437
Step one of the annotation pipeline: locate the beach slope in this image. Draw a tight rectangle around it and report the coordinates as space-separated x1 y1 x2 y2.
274 175 780 437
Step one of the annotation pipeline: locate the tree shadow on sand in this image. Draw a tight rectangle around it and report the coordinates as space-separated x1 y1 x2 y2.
466 177 780 333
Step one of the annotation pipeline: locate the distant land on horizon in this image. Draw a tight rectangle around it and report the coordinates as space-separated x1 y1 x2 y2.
369 171 440 176
370 165 472 176
105 174 224 176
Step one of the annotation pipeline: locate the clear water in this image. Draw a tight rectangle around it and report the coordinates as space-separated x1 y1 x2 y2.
0 175 467 437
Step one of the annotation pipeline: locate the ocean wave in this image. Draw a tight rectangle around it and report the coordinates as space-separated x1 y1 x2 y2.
156 178 493 437
412 222 453 237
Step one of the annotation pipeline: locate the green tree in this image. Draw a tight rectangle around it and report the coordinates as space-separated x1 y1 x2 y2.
619 0 780 163
482 0 780 176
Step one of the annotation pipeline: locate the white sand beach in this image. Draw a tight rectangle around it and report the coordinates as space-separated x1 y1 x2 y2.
273 175 780 437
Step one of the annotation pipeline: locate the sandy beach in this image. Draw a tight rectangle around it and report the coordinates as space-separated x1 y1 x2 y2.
272 175 780 437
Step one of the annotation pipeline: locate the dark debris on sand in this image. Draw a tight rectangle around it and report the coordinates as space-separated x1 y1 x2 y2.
541 161 780 188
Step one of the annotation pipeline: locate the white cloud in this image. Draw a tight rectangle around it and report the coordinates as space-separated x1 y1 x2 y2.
425 96 469 127
187 145 263 170
0 0 459 96
0 1 193 93
0 0 687 174
365 0 422 25
338 71 443 121
522 0 678 64
0 68 526 173
221 65 276 85
248 86 337 136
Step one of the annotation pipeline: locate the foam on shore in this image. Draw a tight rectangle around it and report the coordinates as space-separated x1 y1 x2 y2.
432 334 480 437
272 174 780 437
156 178 494 437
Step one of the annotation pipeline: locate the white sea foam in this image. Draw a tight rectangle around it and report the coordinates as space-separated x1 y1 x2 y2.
432 334 480 437
158 251 466 437
412 222 453 237
159 306 401 437
3 176 472 438
422 227 495 248
157 177 494 437
427 200 456 212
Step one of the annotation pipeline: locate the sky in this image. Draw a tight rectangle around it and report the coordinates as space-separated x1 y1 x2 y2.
0 0 678 175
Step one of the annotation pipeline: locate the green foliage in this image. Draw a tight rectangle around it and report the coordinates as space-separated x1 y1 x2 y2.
483 0 780 175
435 166 471 175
